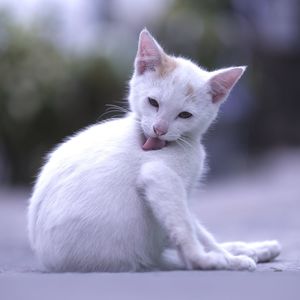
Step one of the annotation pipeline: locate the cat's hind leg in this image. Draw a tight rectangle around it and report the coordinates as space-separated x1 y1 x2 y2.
193 217 280 264
221 240 281 263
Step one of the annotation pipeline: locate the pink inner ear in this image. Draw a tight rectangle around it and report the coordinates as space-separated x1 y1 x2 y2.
210 67 244 103
135 30 162 75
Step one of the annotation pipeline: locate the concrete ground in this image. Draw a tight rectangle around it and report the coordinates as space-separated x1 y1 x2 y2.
0 150 300 299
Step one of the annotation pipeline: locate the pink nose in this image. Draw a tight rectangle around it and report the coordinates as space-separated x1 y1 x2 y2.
153 125 168 136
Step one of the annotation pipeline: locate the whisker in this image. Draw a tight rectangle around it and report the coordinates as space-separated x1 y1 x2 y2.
97 110 123 121
97 103 131 121
105 104 130 114
176 138 189 152
96 116 123 124
177 136 198 154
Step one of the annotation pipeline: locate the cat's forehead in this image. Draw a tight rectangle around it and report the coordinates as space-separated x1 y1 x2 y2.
155 58 208 97
172 58 208 85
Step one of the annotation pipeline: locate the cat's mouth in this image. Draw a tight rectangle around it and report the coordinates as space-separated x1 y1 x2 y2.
142 136 167 151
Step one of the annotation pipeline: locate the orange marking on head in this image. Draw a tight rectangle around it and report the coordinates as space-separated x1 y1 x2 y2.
158 54 178 77
185 83 194 97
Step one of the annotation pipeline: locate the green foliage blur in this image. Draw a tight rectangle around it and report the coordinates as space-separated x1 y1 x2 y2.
1 0 299 184
0 13 124 184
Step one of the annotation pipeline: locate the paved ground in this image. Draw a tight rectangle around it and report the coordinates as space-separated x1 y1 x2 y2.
0 150 300 298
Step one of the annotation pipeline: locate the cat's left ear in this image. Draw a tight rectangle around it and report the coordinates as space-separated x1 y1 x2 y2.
209 66 246 103
135 29 165 75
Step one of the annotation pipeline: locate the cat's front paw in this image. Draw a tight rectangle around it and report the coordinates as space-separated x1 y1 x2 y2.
186 251 256 271
226 254 256 271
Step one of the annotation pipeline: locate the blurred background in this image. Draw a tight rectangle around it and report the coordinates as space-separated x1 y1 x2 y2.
0 0 300 276
0 0 300 185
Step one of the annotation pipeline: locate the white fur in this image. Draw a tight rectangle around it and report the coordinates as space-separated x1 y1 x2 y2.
28 29 280 272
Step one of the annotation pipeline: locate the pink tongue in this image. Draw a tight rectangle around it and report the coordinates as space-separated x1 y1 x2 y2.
142 137 166 151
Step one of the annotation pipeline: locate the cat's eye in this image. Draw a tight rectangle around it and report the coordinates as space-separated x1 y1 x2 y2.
178 111 193 119
148 97 159 108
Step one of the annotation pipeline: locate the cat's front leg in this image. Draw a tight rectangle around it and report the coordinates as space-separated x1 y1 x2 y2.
139 161 255 271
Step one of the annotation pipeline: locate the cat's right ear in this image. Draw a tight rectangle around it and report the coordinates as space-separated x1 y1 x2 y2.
135 29 164 75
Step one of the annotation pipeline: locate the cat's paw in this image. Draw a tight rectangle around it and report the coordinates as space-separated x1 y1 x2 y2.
250 240 281 263
221 240 281 263
267 240 282 257
241 249 258 263
186 252 256 271
222 242 259 262
226 254 256 271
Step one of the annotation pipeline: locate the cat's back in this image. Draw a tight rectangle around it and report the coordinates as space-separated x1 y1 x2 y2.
28 116 142 238
36 115 139 186
30 114 143 210
51 114 140 165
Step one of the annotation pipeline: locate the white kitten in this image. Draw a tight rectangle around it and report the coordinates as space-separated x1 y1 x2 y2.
28 29 281 272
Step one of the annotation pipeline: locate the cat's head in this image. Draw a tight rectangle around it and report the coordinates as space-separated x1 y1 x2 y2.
129 29 245 148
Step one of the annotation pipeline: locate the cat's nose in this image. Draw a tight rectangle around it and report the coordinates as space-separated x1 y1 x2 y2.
153 125 168 136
